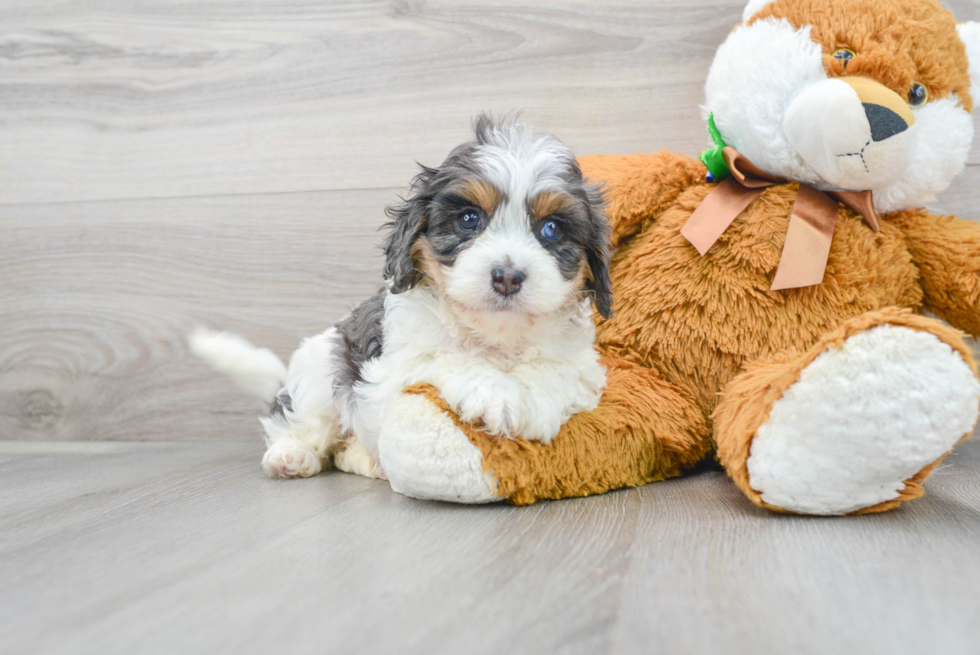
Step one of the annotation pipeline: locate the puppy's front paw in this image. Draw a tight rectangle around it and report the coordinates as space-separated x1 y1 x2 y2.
262 438 322 478
467 396 524 438
512 396 564 443
442 373 525 438
438 370 568 442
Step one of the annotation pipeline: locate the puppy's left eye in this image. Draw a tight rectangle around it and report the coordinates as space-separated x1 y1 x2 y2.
457 211 481 232
540 220 563 241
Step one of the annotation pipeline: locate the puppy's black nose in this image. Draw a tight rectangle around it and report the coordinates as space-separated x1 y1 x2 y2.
491 266 526 297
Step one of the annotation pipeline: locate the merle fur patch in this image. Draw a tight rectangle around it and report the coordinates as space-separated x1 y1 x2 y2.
332 288 386 397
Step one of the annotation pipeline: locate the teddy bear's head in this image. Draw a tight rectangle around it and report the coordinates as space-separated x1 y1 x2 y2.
704 0 980 213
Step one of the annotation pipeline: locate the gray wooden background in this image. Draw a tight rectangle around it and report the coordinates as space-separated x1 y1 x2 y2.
4 3 980 654
4 0 978 445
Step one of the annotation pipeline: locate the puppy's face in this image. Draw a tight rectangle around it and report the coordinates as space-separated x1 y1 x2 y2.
383 117 612 331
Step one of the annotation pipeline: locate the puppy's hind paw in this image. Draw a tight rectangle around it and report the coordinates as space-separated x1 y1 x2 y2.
262 438 322 478
334 438 386 480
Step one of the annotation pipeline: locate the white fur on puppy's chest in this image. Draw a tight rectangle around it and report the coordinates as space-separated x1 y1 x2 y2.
354 289 606 455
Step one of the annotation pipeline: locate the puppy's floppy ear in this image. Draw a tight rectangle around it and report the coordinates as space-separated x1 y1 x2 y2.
584 184 614 319
383 165 435 293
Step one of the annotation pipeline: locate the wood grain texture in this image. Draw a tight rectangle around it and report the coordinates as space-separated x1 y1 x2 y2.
0 0 976 206
1 438 979 655
0 189 390 441
2 0 979 443
0 0 733 204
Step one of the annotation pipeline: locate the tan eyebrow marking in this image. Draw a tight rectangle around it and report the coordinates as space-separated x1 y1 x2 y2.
457 178 502 214
530 190 575 219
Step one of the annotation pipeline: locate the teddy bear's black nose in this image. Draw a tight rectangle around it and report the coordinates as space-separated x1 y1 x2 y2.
864 103 909 142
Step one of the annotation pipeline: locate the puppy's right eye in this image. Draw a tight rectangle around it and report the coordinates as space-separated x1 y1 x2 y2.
457 211 481 232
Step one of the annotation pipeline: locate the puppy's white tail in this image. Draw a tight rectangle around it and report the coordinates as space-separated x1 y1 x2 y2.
188 327 287 404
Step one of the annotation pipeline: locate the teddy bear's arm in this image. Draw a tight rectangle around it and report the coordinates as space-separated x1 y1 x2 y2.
578 151 704 247
891 210 980 337
388 357 710 505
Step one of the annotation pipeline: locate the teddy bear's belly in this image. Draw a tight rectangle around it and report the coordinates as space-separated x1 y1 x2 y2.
596 187 923 415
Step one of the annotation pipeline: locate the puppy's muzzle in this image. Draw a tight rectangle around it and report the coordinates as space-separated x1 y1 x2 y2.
491 265 526 297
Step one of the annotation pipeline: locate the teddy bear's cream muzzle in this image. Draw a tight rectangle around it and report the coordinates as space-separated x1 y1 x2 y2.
783 76 917 191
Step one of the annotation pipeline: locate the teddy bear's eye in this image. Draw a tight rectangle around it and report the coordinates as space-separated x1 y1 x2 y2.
908 82 928 107
833 48 855 65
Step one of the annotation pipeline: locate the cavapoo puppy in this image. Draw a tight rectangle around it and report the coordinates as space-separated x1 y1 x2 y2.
191 115 612 481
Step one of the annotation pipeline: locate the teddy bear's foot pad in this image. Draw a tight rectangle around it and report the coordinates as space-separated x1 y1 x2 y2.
746 325 980 515
379 392 501 503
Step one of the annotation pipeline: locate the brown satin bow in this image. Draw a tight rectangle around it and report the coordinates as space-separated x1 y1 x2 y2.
680 147 880 291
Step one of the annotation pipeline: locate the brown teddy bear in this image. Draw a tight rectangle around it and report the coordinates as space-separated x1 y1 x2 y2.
379 0 980 515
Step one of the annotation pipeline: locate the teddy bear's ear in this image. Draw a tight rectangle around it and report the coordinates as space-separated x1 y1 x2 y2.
742 0 775 23
957 22 980 104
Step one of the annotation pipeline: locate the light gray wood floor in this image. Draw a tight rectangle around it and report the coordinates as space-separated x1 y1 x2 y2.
3 1 980 653
3 438 980 655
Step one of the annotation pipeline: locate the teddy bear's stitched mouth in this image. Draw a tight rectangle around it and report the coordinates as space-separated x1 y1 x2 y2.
835 139 872 173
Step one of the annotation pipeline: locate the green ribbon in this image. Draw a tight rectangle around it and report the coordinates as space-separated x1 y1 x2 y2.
698 113 731 181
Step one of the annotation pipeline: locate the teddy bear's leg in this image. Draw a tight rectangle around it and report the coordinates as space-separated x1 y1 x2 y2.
714 308 980 515
379 360 710 505
378 387 502 503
